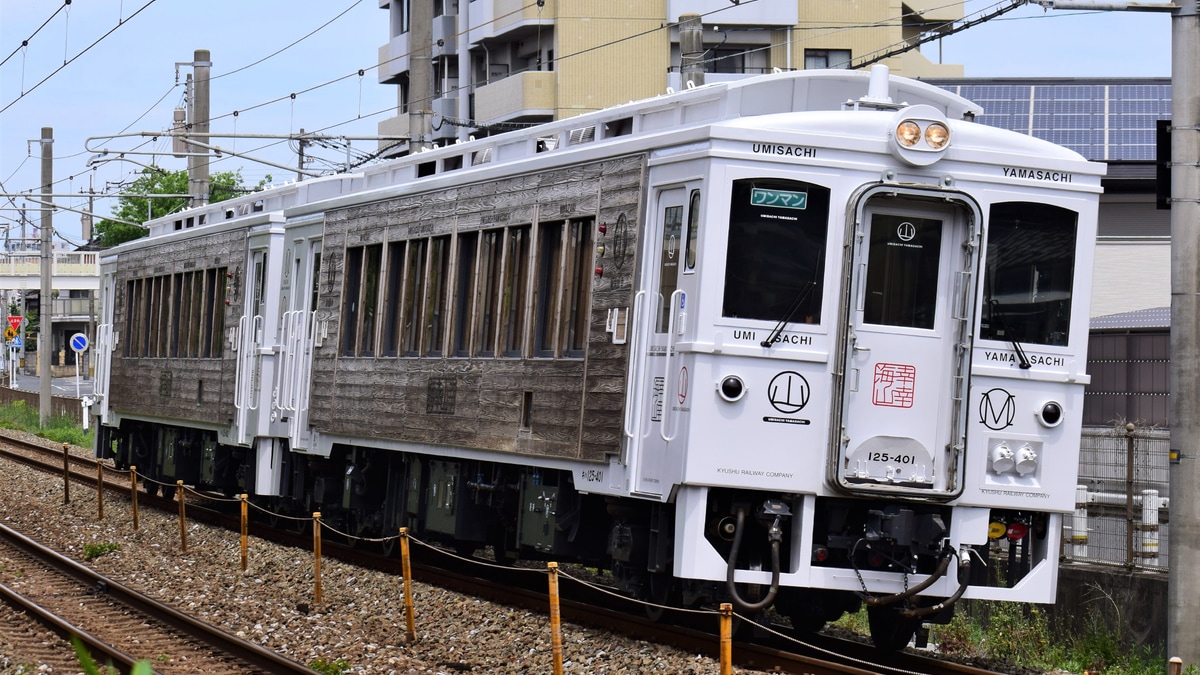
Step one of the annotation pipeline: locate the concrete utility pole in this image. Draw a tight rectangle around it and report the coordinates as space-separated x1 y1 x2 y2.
679 14 705 89
1037 0 1193 663
409 0 433 152
1166 0 1200 666
187 49 212 208
38 127 52 426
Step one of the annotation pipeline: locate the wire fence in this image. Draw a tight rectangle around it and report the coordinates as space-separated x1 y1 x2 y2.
1062 424 1170 571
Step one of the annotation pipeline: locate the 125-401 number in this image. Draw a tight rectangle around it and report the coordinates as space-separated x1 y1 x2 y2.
867 452 916 465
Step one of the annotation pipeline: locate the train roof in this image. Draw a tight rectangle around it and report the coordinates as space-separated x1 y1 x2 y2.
126 67 1018 244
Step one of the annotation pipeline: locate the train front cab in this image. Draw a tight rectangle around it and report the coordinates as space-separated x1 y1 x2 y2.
625 110 1099 648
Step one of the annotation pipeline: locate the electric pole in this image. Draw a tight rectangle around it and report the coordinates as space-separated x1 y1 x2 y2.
187 49 212 208
38 127 52 426
1166 0 1200 665
680 14 705 89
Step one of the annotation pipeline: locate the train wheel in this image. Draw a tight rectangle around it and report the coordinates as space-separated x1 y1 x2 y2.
867 605 919 651
643 572 679 621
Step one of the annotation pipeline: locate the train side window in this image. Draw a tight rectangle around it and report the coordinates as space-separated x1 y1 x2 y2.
402 239 429 357
477 229 504 357
341 247 364 356
424 235 451 356
124 267 226 360
564 218 594 356
361 244 383 357
383 241 406 357
684 189 701 272
981 202 1078 347
452 232 478 357
722 178 829 323
502 225 532 357
534 222 565 357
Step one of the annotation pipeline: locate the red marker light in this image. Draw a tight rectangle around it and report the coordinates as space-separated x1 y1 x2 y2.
1006 522 1029 541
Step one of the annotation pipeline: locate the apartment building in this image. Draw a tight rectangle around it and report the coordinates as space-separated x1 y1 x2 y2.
376 0 966 152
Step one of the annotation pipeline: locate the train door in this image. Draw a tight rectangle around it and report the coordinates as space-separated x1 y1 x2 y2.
627 187 688 498
278 239 321 452
834 190 979 498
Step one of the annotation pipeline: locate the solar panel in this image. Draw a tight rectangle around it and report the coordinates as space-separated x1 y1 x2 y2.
928 79 1171 162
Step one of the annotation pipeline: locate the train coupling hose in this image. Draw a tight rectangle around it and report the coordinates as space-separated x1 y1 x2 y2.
726 499 791 613
864 545 954 608
901 549 971 619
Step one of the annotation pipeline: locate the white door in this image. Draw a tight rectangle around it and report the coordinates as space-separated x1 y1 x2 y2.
836 195 977 497
628 188 686 497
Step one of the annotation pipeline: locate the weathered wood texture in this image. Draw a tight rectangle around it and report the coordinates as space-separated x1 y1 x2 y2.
310 155 647 461
106 230 247 425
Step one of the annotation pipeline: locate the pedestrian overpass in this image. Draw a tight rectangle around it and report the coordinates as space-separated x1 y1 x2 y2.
0 251 100 292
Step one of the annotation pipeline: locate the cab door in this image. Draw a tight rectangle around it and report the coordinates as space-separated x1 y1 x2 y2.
626 187 687 498
834 191 979 498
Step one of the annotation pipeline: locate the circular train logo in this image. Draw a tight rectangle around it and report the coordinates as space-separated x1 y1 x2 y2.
979 388 1016 430
768 371 810 414
897 221 916 242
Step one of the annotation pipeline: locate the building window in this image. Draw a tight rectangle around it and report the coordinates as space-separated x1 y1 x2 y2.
805 49 851 69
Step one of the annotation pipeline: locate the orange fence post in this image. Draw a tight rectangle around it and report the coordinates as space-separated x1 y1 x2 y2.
177 481 187 553
61 442 70 505
547 562 564 675
129 466 139 531
240 494 249 572
400 528 417 642
719 603 733 675
96 462 104 521
313 512 323 604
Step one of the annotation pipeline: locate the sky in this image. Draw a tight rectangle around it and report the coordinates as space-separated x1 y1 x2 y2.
0 0 1175 246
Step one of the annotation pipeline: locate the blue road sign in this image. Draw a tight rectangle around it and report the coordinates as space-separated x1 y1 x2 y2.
70 333 89 353
11 337 22 348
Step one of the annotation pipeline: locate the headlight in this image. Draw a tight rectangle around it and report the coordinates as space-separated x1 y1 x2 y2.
888 105 953 166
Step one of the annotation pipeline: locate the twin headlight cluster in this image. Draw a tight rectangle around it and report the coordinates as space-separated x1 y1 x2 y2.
889 104 953 167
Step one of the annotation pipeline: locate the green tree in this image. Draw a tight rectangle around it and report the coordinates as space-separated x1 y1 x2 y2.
94 168 268 246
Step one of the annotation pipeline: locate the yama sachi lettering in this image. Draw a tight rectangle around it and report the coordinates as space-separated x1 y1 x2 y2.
1002 167 1073 183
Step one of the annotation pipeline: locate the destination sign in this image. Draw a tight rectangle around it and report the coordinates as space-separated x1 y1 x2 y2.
751 188 808 210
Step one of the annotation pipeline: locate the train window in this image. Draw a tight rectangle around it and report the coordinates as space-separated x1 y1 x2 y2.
564 219 593 356
341 247 364 356
383 241 406 357
402 239 429 356
502 225 532 357
452 232 478 357
863 214 942 329
722 178 829 323
424 236 451 356
123 267 227 359
361 244 383 356
477 229 504 357
684 190 701 272
535 222 565 357
981 202 1078 347
658 205 683 332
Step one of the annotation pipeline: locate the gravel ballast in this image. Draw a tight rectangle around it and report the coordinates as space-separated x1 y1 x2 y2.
0 436 779 674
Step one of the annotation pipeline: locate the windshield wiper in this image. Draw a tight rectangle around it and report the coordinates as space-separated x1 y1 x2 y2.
988 299 1032 369
761 282 815 348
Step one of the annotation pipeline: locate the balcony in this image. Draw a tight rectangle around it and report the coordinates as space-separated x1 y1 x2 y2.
378 32 410 84
473 0 555 42
666 0 796 26
474 71 556 125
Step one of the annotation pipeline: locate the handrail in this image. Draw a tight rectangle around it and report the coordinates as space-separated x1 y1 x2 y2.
659 289 683 443
622 292 647 440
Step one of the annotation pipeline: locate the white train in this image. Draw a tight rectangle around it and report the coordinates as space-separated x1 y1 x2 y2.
91 65 1101 649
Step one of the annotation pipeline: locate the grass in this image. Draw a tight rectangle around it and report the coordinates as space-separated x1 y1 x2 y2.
0 399 94 448
82 542 120 561
834 601 1164 675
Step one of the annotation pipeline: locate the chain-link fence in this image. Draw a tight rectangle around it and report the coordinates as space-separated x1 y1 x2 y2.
1062 424 1169 570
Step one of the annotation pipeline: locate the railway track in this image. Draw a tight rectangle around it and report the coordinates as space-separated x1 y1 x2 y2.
0 436 1016 675
0 520 314 673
